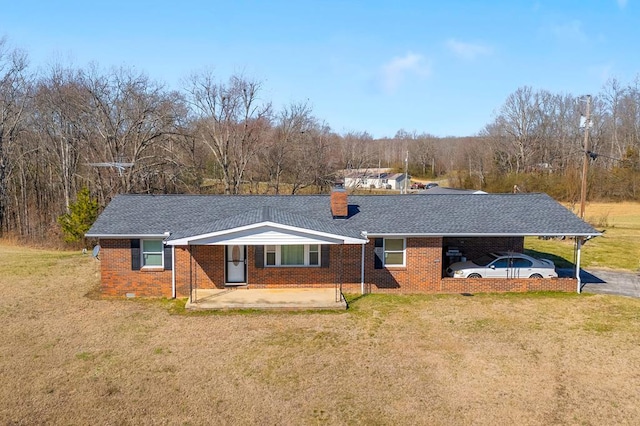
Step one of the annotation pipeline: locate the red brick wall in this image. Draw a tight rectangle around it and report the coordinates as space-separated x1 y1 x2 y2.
181 245 225 291
99 238 577 298
349 237 444 293
440 277 576 293
100 239 173 297
248 246 340 288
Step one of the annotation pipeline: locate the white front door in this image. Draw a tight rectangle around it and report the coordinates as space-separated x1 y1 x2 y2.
226 245 246 284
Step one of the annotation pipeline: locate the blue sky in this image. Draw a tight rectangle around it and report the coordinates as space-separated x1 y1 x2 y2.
1 0 637 137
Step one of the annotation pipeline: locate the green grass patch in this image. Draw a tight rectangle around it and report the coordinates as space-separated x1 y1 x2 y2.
525 233 640 272
156 297 188 315
75 351 95 361
524 244 576 268
524 202 640 272
472 290 585 300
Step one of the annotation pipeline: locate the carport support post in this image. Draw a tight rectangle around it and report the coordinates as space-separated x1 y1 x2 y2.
576 237 583 293
171 245 176 298
360 242 366 295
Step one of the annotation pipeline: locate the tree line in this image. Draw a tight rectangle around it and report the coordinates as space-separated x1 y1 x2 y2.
1 37 639 243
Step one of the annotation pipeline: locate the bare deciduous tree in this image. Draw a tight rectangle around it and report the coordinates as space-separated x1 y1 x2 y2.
259 101 315 194
288 122 336 194
79 65 181 201
33 65 86 212
0 37 29 234
185 72 271 194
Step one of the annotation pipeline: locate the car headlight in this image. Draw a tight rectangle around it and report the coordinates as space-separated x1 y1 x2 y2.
454 270 464 277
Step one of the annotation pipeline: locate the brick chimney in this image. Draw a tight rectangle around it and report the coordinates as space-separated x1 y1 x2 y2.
330 188 348 218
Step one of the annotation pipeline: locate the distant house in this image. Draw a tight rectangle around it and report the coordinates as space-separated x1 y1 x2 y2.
86 190 599 299
343 168 409 190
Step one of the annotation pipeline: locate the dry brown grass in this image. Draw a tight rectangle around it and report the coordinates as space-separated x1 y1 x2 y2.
2 243 640 425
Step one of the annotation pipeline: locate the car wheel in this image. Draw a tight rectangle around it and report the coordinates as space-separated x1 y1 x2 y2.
468 273 482 278
529 273 543 278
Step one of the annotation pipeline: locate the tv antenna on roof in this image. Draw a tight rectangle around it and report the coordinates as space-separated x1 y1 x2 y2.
88 160 134 177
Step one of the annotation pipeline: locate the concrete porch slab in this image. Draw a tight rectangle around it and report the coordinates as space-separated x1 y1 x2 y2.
185 288 347 310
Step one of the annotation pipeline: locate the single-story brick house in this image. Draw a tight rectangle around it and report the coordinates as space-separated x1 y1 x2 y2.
85 191 599 298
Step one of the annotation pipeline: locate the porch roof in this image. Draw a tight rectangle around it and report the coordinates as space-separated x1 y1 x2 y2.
166 206 366 245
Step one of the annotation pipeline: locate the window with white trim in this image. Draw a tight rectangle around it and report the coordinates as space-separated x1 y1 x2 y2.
265 244 320 267
142 239 164 267
384 238 405 266
308 244 319 266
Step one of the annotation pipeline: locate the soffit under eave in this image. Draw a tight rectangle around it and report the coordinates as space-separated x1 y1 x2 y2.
167 226 367 246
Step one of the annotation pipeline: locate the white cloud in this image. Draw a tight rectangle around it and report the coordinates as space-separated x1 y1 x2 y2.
549 20 587 43
445 39 493 60
378 52 431 94
617 0 628 9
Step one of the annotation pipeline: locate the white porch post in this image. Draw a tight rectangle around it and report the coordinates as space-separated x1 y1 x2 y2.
171 245 176 298
575 237 582 293
361 242 366 295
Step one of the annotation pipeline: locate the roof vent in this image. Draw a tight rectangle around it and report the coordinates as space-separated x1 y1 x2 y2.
261 206 272 221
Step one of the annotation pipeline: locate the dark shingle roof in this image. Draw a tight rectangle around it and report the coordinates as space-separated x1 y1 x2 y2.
347 193 597 235
170 206 364 241
421 186 486 194
86 193 599 239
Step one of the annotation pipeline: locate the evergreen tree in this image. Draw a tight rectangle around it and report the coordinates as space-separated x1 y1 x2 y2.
57 187 99 244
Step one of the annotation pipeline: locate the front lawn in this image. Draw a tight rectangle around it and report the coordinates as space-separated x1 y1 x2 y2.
1 242 640 424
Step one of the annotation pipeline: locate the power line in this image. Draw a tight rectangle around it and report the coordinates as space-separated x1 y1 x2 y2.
579 95 591 220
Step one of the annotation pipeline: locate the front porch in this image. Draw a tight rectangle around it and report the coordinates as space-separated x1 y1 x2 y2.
185 288 347 310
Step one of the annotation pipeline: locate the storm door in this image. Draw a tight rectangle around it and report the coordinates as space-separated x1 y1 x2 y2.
226 245 247 284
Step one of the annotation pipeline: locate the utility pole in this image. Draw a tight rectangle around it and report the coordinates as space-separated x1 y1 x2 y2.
404 151 409 194
579 95 591 219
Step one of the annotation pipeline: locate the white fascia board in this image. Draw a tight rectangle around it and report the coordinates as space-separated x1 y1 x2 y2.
184 229 343 246
85 233 168 239
366 232 602 238
167 221 368 246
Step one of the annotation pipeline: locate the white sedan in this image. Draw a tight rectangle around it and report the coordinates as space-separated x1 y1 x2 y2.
446 252 558 279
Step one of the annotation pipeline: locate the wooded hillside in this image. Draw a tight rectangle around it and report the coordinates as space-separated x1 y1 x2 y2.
1 37 639 243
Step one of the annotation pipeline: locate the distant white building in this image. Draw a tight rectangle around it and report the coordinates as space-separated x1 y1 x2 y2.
342 168 409 190
422 186 487 195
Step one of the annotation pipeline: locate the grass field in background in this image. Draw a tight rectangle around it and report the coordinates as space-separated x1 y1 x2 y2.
525 201 640 271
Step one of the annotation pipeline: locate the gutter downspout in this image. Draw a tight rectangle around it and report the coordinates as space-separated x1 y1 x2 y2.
576 237 582 293
361 232 367 295
171 245 176 298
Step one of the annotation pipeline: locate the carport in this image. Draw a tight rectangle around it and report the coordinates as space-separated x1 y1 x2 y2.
441 233 599 293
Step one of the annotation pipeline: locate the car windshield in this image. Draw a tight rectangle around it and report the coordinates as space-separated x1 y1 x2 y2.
473 253 498 267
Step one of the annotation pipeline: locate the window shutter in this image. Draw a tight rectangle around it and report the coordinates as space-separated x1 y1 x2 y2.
163 245 172 271
255 245 264 268
374 238 383 269
131 239 141 270
321 245 330 268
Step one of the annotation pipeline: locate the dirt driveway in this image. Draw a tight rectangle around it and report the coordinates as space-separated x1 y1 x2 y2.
580 268 640 298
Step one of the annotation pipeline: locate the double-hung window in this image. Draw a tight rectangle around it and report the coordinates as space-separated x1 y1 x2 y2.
384 238 405 267
265 244 320 267
142 239 164 267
